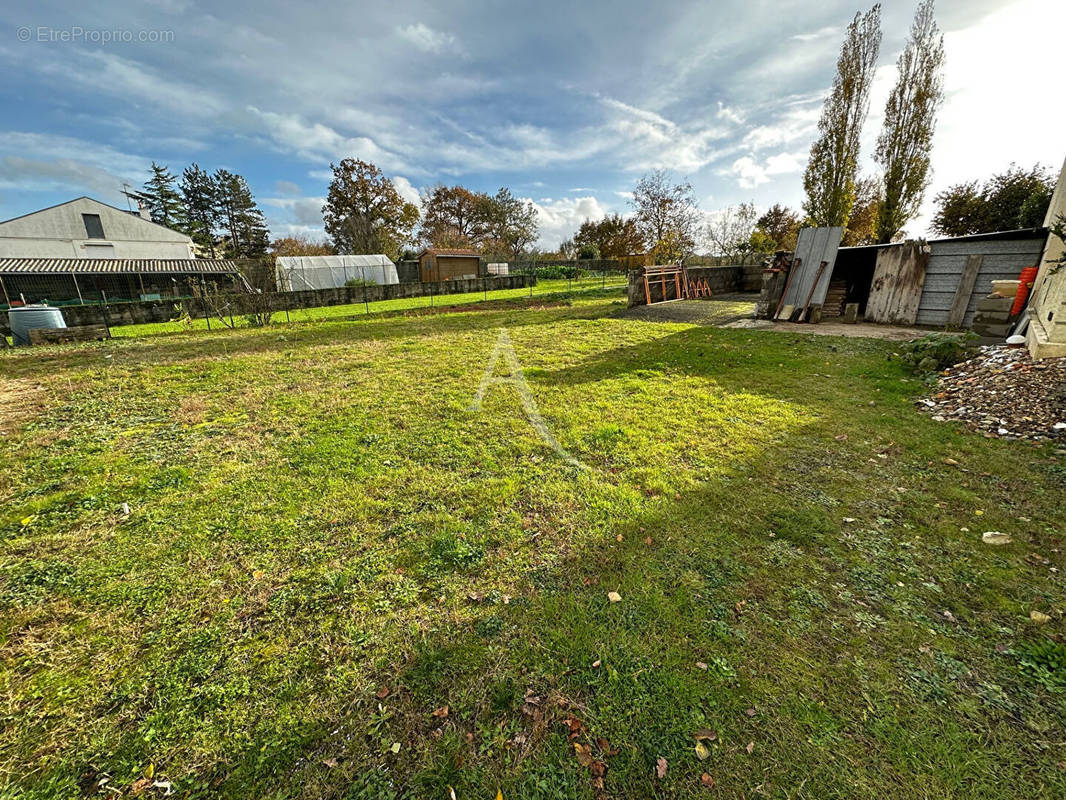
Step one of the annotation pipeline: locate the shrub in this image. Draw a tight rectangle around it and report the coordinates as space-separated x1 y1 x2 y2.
345 277 374 288
896 332 978 374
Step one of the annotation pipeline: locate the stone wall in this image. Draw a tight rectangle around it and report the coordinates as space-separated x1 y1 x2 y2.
1 274 535 334
627 265 762 307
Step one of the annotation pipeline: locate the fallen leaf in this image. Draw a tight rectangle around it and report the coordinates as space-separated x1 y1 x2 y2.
375 685 390 699
574 742 595 767
390 742 401 754
592 659 601 668
696 661 708 671
607 591 622 603
644 536 653 546
432 705 449 718
745 707 756 717
322 757 338 768
700 773 715 788
656 756 668 778
746 741 754 754
692 729 717 742
834 434 848 441
941 457 959 466
130 778 152 796
695 741 711 761
496 790 503 800
1030 610 1051 624
616 534 623 542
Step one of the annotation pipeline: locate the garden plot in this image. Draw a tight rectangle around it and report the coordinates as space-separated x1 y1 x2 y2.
0 296 1063 799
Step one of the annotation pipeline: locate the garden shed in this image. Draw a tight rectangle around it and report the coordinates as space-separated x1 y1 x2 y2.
418 249 482 282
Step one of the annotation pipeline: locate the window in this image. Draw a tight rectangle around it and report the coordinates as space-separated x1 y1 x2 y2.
82 213 105 239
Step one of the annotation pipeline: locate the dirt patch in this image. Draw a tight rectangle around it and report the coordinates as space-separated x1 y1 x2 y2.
727 317 928 341
620 296 758 325
0 377 48 433
918 346 1066 440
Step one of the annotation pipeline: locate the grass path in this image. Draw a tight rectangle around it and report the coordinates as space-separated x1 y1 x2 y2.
0 297 1063 798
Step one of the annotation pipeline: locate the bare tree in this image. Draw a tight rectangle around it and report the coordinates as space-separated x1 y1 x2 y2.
874 0 945 242
704 202 760 262
803 5 882 228
630 170 701 256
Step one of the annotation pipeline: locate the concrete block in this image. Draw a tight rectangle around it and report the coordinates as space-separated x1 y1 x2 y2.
843 303 859 323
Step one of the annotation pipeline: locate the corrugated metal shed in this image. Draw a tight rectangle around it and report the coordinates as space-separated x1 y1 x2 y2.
0 258 239 274
779 227 844 314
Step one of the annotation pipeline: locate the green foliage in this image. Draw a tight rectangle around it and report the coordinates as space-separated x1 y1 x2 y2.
803 4 882 227
1014 639 1066 693
874 0 945 243
932 164 1055 236
345 277 375 288
896 331 978 373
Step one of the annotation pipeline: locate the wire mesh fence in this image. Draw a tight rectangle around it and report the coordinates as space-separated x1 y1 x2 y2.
2 259 633 343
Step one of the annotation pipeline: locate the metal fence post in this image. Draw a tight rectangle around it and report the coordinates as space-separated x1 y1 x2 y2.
363 280 369 315
200 272 211 331
99 289 111 337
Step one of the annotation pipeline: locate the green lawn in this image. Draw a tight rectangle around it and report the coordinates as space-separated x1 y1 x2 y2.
0 296 1062 799
109 276 629 338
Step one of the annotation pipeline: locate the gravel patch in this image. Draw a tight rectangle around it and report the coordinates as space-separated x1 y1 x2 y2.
918 346 1066 440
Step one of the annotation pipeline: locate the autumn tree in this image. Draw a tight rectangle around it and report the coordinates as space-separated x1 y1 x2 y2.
931 164 1054 236
269 234 335 259
480 188 539 260
573 214 644 259
134 163 187 231
874 0 945 243
752 204 801 251
630 170 701 258
420 185 489 248
322 159 419 260
803 4 882 228
842 177 882 245
705 202 760 261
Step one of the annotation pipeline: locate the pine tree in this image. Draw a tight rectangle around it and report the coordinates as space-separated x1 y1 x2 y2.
214 169 270 259
181 164 220 258
874 0 945 243
802 5 882 228
138 162 187 231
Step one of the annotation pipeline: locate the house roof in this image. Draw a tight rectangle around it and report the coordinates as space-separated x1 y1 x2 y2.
0 196 194 241
0 258 240 275
418 248 480 258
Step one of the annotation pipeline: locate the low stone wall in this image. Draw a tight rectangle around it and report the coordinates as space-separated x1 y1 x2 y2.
1 274 535 334
627 265 762 307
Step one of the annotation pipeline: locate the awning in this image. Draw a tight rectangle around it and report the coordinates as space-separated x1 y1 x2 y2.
0 258 240 275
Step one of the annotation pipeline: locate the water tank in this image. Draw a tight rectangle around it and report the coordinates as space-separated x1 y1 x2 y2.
9 305 66 346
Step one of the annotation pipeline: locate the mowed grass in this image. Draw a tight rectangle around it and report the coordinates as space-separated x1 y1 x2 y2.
109 276 628 338
0 297 1063 799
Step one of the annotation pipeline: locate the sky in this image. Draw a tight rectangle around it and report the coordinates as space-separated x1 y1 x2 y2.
0 0 1062 250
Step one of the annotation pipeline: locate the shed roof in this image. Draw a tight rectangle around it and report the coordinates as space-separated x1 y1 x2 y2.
839 227 1048 253
0 258 240 275
418 248 480 258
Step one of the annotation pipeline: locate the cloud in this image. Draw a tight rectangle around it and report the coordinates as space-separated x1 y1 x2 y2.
528 195 609 248
728 151 806 189
392 175 421 206
790 26 840 42
396 23 459 55
274 180 302 196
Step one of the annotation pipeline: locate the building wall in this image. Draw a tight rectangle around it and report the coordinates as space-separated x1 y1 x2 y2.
0 198 195 259
914 236 1045 327
1026 158 1066 358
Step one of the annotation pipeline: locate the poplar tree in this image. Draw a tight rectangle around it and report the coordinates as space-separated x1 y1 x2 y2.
874 0 945 243
802 4 882 228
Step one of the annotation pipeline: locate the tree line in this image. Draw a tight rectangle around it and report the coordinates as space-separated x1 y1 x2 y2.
318 159 539 262
130 163 270 259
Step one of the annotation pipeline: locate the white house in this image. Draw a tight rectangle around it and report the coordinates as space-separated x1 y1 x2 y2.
0 197 196 260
